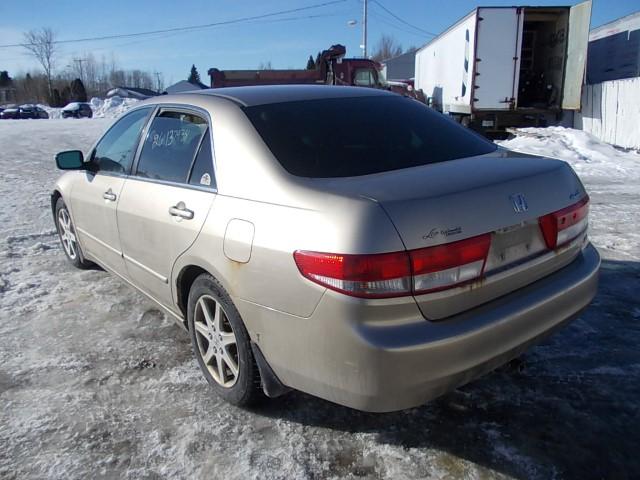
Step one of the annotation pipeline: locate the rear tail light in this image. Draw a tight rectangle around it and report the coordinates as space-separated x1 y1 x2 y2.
294 233 491 299
539 196 589 250
410 234 491 294
293 250 412 298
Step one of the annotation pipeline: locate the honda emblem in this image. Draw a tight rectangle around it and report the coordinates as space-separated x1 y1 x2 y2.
510 193 528 213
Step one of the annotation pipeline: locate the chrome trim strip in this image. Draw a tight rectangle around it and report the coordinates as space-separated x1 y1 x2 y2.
76 227 122 256
123 254 169 284
121 175 217 193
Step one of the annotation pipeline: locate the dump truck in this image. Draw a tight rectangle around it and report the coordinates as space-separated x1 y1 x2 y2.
208 45 386 89
414 1 592 136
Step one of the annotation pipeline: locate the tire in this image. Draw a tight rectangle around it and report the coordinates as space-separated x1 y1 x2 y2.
187 273 263 407
55 197 93 269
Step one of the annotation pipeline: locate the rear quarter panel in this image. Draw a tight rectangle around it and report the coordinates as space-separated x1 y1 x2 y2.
172 192 406 322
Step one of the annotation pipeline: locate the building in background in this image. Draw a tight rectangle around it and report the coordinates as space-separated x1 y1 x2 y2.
576 10 640 150
587 11 640 84
381 50 416 81
106 86 159 100
164 80 208 94
0 86 16 105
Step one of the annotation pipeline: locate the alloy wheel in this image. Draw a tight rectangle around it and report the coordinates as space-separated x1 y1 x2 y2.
193 295 239 388
57 208 78 260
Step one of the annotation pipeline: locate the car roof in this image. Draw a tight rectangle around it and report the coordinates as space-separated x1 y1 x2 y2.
177 84 396 107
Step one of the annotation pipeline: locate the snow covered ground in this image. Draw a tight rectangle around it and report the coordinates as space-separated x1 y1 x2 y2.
0 120 639 479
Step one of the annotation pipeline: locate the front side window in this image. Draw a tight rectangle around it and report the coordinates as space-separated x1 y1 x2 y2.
136 110 208 183
92 107 152 174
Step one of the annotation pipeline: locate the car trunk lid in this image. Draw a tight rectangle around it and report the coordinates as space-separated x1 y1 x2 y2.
314 150 588 319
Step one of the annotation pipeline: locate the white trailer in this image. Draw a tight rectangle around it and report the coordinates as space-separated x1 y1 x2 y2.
415 2 591 135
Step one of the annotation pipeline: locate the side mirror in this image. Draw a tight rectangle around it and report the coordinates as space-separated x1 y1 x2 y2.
55 150 85 170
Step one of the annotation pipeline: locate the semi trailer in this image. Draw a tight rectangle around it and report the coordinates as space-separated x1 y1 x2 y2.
414 1 592 136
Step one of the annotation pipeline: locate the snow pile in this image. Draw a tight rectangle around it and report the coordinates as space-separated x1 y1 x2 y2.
498 126 640 261
39 96 140 120
497 126 640 181
89 96 140 118
38 104 61 119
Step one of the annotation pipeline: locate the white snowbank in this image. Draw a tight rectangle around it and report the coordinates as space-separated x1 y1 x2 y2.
40 96 140 120
498 126 640 261
89 96 140 118
497 126 640 181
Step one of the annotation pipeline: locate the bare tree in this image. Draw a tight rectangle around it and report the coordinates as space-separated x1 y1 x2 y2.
23 28 56 99
371 34 403 62
257 61 273 70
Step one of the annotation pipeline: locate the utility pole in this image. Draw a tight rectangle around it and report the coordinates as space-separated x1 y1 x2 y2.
362 0 368 58
72 58 86 82
153 71 163 93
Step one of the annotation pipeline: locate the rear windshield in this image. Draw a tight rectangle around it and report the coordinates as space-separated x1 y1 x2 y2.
243 96 496 178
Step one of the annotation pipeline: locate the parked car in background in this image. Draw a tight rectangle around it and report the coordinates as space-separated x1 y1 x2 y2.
0 107 19 119
51 85 599 412
62 102 93 118
0 104 49 119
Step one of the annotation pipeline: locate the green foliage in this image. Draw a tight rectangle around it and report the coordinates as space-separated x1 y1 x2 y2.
306 55 316 70
188 64 201 84
0 71 12 87
70 78 87 102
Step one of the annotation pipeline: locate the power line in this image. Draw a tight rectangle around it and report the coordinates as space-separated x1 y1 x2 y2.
368 11 431 39
371 0 437 37
0 0 346 49
82 11 348 54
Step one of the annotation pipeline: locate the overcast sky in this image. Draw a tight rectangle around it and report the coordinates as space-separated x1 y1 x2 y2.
1 0 638 87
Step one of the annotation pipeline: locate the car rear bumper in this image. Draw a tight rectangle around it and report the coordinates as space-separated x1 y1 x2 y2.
238 243 600 412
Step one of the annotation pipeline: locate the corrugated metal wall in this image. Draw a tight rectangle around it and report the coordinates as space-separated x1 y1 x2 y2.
575 77 640 150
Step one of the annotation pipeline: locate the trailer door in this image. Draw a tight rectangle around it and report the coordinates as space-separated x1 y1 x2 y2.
562 0 592 110
473 8 523 110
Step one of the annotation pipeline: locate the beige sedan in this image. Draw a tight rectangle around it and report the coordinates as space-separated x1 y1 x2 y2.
52 85 599 412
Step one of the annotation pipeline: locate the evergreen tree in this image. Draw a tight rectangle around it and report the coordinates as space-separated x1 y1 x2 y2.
70 78 88 102
0 71 12 87
49 88 62 107
306 55 316 70
188 64 201 84
60 85 71 106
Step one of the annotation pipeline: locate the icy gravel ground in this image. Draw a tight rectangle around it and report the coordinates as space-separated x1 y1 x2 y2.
1 121 639 479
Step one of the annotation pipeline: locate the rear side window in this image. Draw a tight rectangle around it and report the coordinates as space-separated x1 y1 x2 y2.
136 110 207 183
188 130 215 188
243 96 497 178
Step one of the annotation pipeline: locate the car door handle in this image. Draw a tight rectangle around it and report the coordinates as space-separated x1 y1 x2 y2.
169 202 194 220
103 189 117 201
